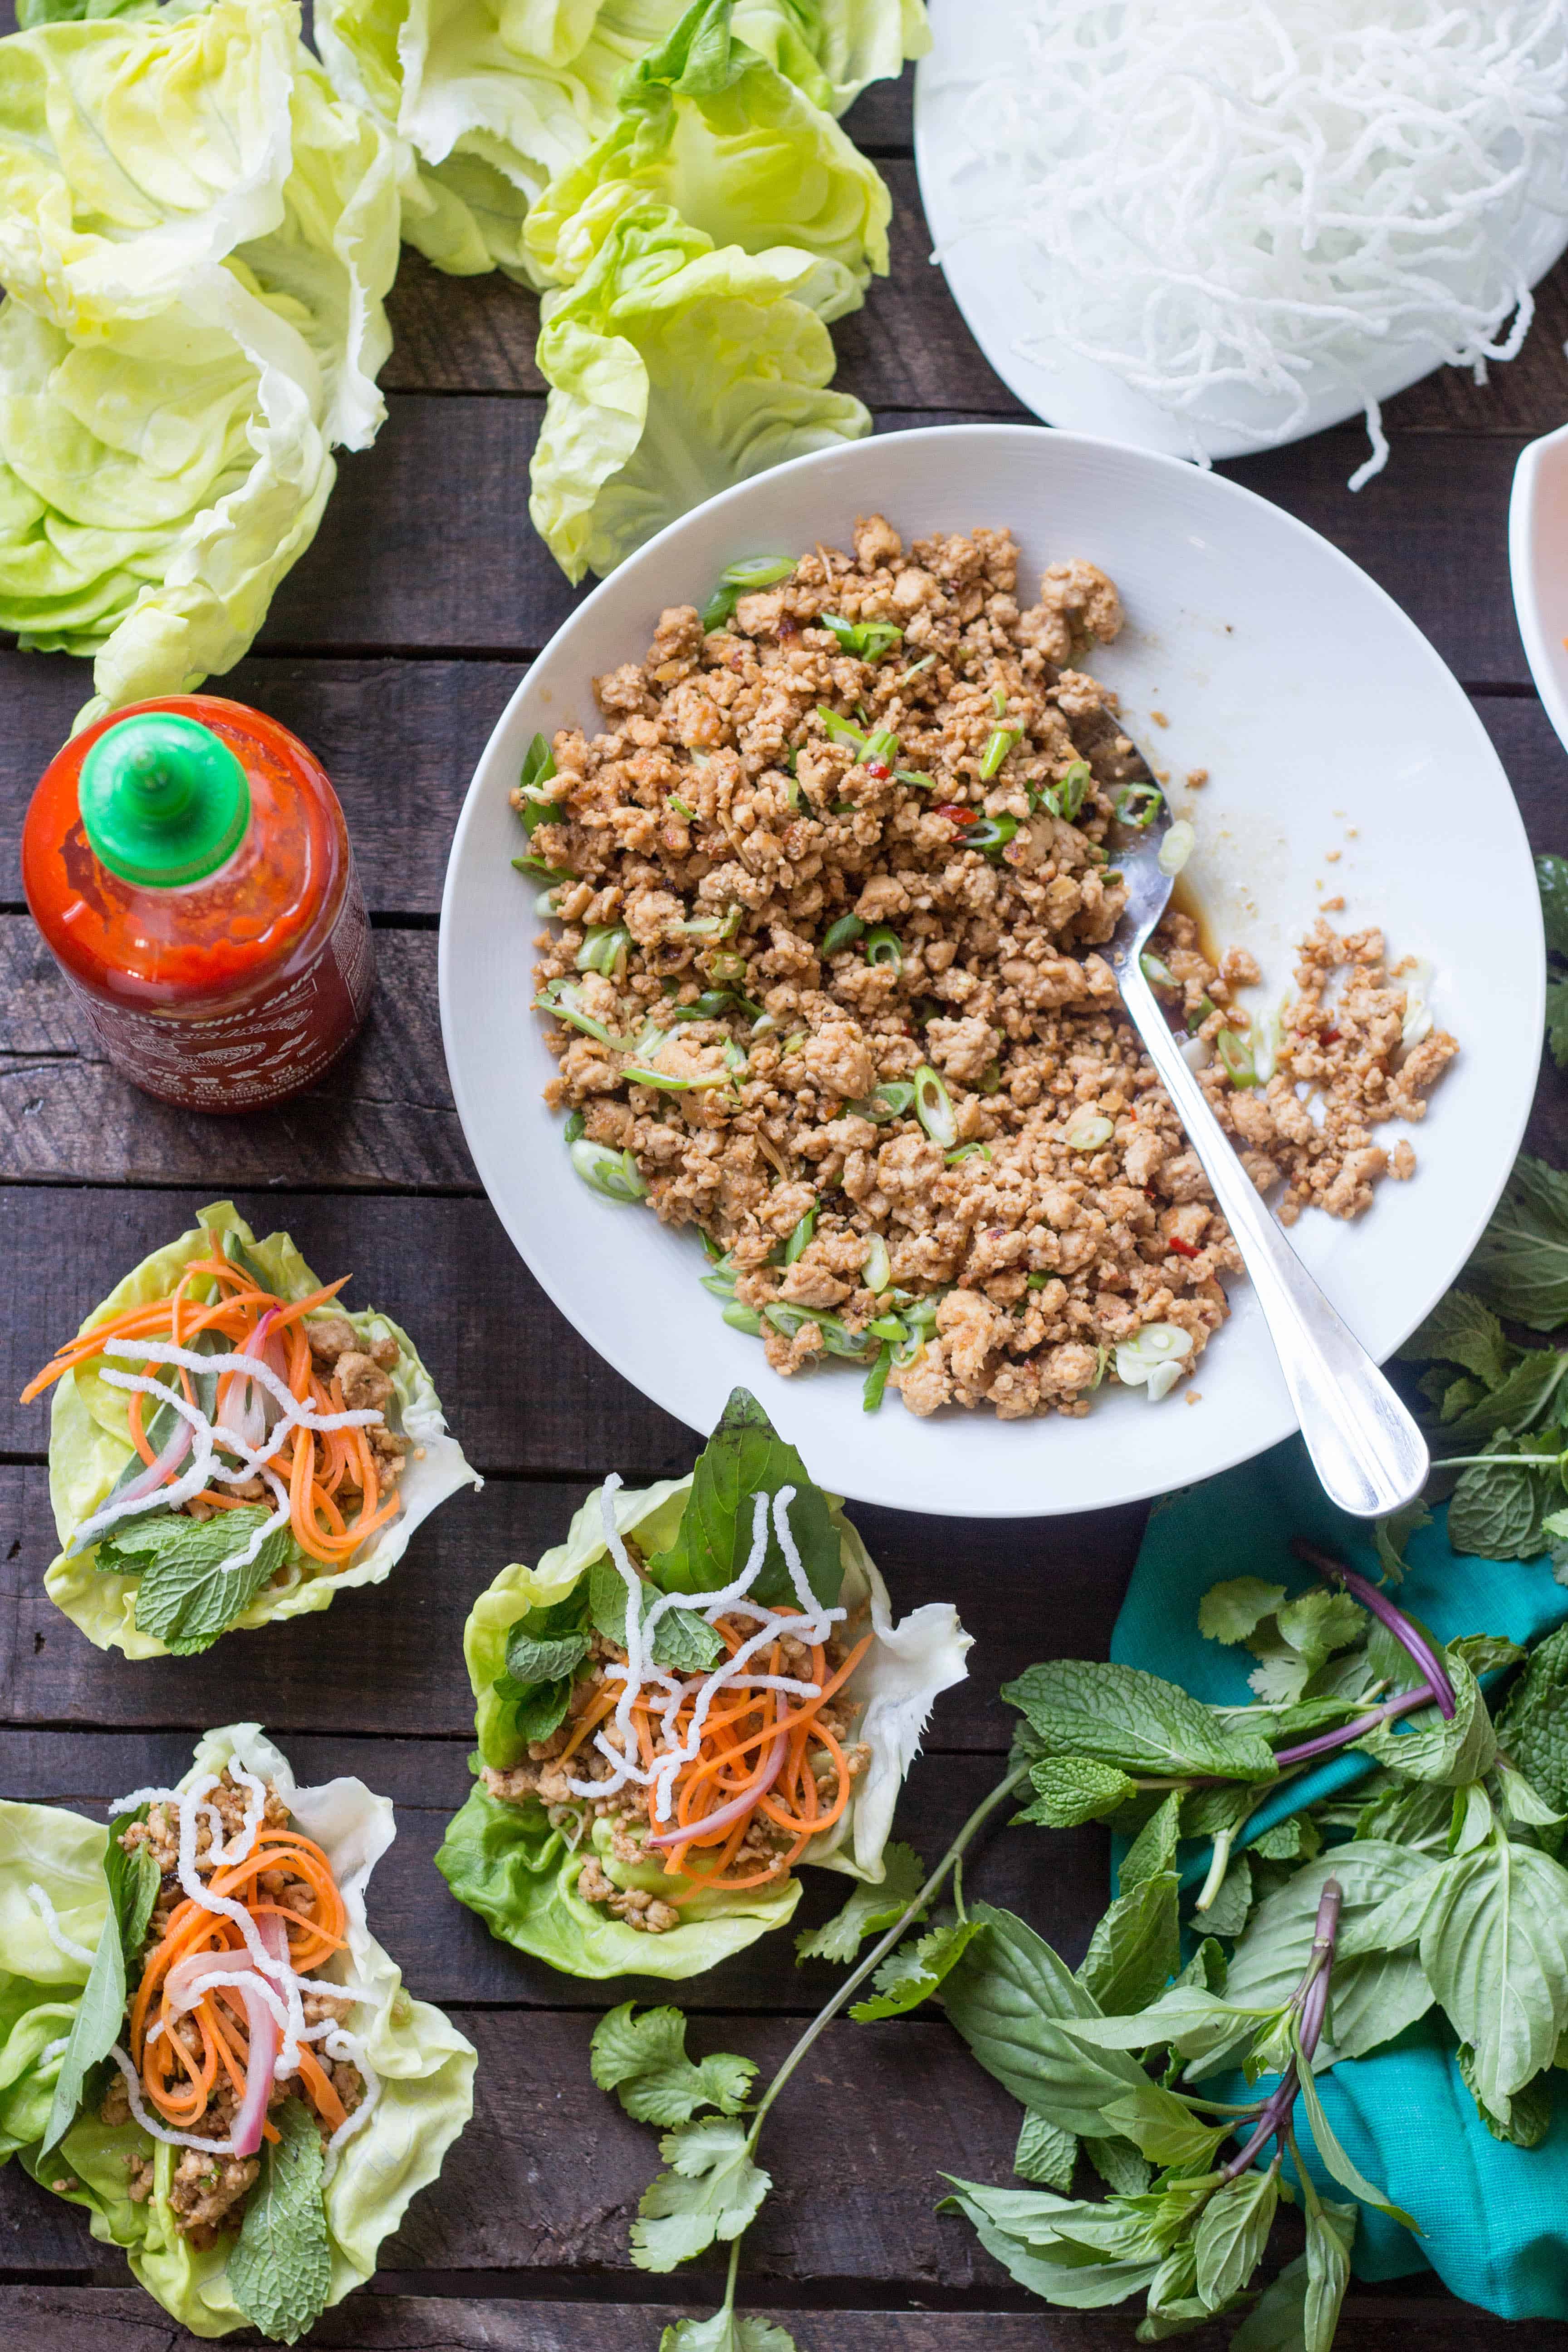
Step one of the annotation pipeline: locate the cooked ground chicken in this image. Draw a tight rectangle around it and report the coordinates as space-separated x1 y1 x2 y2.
103 1772 362 2247
483 1554 870 1931
181 1316 406 1529
528 517 1456 1417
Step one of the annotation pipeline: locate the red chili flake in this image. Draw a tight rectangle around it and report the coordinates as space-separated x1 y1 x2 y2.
1168 1235 1200 1260
1319 1028 1342 1045
933 803 977 825
866 760 891 780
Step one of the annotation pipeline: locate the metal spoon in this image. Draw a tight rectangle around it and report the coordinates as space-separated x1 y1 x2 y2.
1097 767 1429 1519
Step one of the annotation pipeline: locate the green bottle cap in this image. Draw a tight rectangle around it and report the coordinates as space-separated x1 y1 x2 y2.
78 712 251 888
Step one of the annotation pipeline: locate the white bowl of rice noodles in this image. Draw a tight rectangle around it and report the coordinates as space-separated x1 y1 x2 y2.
916 0 1568 485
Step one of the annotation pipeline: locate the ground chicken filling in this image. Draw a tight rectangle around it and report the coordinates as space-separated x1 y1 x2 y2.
483 1555 872 1934
98 1774 363 2246
528 515 1457 1419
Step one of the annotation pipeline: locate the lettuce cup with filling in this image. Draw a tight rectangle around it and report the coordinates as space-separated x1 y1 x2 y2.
24 1201 479 1657
0 1722 475 2342
436 1388 971 1979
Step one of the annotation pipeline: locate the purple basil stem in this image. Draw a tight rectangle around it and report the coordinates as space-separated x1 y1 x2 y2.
1291 1537 1456 1721
1274 1683 1436 1769
1221 1877 1341 2182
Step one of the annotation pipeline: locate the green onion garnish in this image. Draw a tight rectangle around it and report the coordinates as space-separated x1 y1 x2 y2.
569 1140 646 1202
819 613 904 661
708 951 749 985
622 1065 732 1092
862 1346 893 1412
945 1142 992 1165
1140 951 1178 990
1065 1113 1114 1151
913 1063 956 1149
864 925 903 969
979 727 1018 781
1216 1029 1258 1088
897 654 936 686
821 914 866 957
575 925 630 978
816 706 869 755
991 688 1008 717
862 1232 891 1294
1040 759 1090 823
723 1302 763 1335
563 1108 585 1144
783 1206 816 1265
846 1081 915 1124
1187 996 1217 1035
668 795 695 820
979 1061 1003 1094
865 728 900 767
533 981 621 1046
763 1304 874 1360
702 554 796 632
966 812 1018 856
1114 780 1164 828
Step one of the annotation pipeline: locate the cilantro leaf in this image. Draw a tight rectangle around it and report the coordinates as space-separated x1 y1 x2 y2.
660 2313 799 2352
591 2004 755 2128
849 1917 981 2020
1198 1578 1286 1645
650 1388 842 1611
228 2096 332 2343
794 1841 925 1965
632 2117 770 2271
40 1807 157 2155
98 1508 291 1655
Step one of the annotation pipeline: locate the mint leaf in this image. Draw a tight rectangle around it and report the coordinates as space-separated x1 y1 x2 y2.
1448 1445 1556 1561
229 2097 332 2342
632 2117 770 2272
1352 1653 1497 1785
650 1389 842 1610
591 2004 755 2127
1497 1624 1568 1813
587 1555 724 1671
1466 1157 1568 1332
40 1807 157 2156
1000 1660 1276 1781
1016 1756 1138 1828
794 1842 925 1965
1396 1291 1512 1387
504 1627 591 1685
498 1676 575 1743
1074 1872 1178 2017
1435 1348 1568 1447
1119 1792 1182 1891
1547 978 1568 1073
100 1507 290 1655
1374 1495 1431 1586
1539 852 1568 959
1014 2109 1077 2190
849 1917 980 2021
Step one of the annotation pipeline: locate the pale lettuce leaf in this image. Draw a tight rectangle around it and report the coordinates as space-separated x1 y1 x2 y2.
0 0 402 718
44 1201 479 1658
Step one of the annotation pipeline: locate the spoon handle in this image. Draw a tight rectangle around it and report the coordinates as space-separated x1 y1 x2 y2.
1119 958 1429 1519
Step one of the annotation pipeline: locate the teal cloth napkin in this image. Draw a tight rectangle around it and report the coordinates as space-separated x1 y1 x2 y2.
1111 1437 1568 2316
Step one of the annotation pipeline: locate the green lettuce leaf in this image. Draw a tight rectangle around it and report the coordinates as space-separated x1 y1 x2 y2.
730 0 930 117
529 199 869 580
43 1201 479 1659
12 1723 476 2341
441 1458 969 1976
523 0 892 289
0 0 402 718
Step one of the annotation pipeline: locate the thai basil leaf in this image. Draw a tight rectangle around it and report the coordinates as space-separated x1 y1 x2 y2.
40 1807 156 2156
1193 2165 1277 2306
650 1388 841 1610
1075 1872 1179 2017
1418 1835 1568 2112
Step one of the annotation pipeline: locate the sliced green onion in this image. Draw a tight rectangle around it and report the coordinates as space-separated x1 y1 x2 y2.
784 747 799 775
946 1142 992 1165
894 768 932 791
622 1064 732 1093
966 812 1018 855
751 1012 779 1038
699 1229 726 1263
1140 951 1177 990
518 795 562 838
816 706 868 755
784 778 802 811
702 554 796 632
1065 1113 1114 1151
864 1313 907 1342
782 1032 807 1055
821 914 866 957
992 687 1009 718
980 728 1019 781
897 654 936 686
681 905 743 940
723 1302 763 1335
569 1140 646 1202
763 1303 873 1359
1115 1323 1193 1392
708 952 750 986
864 925 903 969
627 1023 668 1058
913 1063 956 1149
1216 1029 1258 1088
666 991 736 1024
513 855 575 883
865 728 900 766
862 1346 893 1412
1146 1360 1186 1401
1114 781 1164 829
1040 759 1090 823
819 613 903 661
700 1269 738 1299
902 1293 942 1333
862 1232 891 1294
576 925 630 978
1187 996 1218 1035
979 1061 1003 1094
535 885 564 919
533 981 619 1046
783 1205 816 1264
722 1041 748 1075
846 1080 914 1124
668 795 696 821
1026 1272 1050 1290
563 1108 586 1144
1158 819 1196 876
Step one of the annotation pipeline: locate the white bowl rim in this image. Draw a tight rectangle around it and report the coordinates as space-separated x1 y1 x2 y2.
440 420 1542 1519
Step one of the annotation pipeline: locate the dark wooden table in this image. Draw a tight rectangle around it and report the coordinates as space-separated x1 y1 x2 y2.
5 50 1568 2352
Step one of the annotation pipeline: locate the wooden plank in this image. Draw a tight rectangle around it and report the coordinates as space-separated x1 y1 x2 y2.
0 1732 1111 2011
0 922 474 1190
0 1465 1143 1746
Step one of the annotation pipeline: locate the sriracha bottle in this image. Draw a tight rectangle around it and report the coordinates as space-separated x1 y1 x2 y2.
22 695 375 1112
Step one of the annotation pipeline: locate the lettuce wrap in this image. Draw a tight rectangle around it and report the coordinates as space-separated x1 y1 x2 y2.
0 1723 475 2341
437 1389 970 1978
39 1200 479 1658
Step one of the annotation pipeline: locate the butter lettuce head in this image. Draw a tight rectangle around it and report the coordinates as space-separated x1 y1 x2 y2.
0 0 402 720
44 1200 480 1659
436 1465 971 1979
0 1724 475 2341
529 198 868 580
523 0 892 289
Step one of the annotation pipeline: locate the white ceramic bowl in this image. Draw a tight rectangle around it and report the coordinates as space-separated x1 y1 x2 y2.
914 2 1568 466
440 424 1542 1519
1510 421 1568 761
